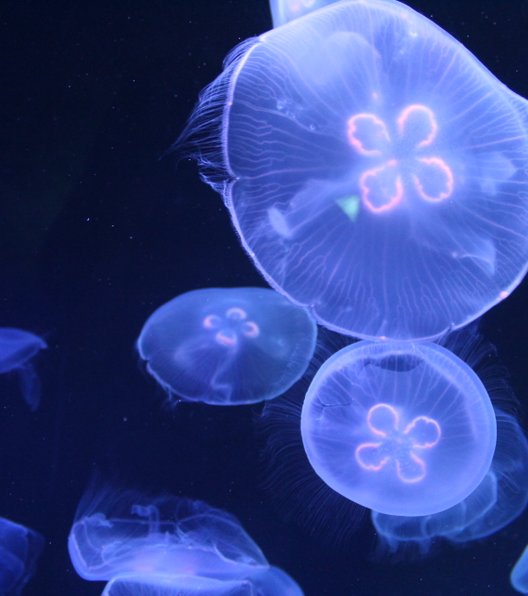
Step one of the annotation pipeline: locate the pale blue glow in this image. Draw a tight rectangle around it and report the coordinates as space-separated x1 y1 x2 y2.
0 328 46 410
69 487 303 594
137 287 316 405
182 0 528 340
372 410 528 549
301 340 497 516
0 517 44 594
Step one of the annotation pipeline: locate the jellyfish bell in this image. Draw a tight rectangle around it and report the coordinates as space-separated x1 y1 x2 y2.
136 287 316 406
300 340 497 516
180 0 528 340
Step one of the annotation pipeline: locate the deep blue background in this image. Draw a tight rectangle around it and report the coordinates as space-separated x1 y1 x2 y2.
2 1 528 594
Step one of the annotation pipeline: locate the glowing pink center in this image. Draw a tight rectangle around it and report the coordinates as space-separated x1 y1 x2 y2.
202 307 260 347
347 104 454 214
355 403 441 484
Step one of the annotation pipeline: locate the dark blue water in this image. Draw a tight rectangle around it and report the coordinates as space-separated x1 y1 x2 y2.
2 1 528 594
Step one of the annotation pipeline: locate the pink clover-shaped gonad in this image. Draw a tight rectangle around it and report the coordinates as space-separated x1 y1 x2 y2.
347 104 454 214
354 403 441 484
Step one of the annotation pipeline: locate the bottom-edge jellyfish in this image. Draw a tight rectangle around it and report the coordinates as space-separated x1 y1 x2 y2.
301 340 497 516
512 545 528 594
0 327 47 411
68 486 303 595
0 516 44 594
102 574 255 595
101 567 300 596
372 409 528 551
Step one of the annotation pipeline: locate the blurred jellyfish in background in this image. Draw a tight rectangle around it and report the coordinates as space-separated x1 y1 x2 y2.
301 339 497 516
137 287 316 405
68 486 303 594
0 328 47 411
512 545 528 595
269 0 337 27
372 409 528 552
0 516 44 595
179 0 528 340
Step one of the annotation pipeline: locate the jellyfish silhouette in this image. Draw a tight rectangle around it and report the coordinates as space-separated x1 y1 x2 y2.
137 287 316 405
180 0 528 340
0 328 47 411
512 545 528 594
372 409 528 551
269 0 337 27
68 486 303 595
0 516 44 595
300 340 497 516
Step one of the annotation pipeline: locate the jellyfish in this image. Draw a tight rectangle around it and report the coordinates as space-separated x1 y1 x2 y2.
512 545 528 594
179 0 528 340
0 516 44 595
269 0 337 27
101 567 302 595
300 340 497 516
101 574 254 595
136 287 316 405
68 486 303 595
372 409 528 551
0 327 47 411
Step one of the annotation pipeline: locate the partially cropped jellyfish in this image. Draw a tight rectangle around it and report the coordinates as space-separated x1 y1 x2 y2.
137 287 316 405
269 0 337 27
0 328 47 410
512 545 528 594
372 409 528 551
68 486 303 595
180 0 528 340
300 340 497 516
102 567 301 595
0 516 44 594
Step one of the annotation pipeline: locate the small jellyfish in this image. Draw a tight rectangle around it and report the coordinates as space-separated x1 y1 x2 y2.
0 327 47 411
300 340 497 516
269 0 337 27
68 486 303 595
0 516 44 595
512 545 528 594
137 287 316 405
372 409 528 551
180 0 528 340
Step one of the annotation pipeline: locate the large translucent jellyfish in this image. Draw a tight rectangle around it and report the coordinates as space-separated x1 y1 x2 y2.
137 287 316 405
372 409 528 550
68 487 303 595
300 340 497 516
0 516 44 594
269 0 337 27
181 0 528 340
0 327 47 410
512 545 528 594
